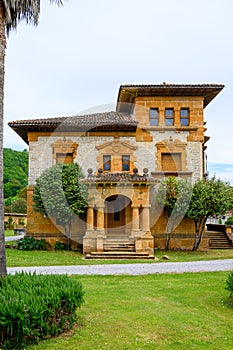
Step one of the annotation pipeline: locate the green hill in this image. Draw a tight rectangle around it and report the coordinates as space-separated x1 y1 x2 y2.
3 148 29 199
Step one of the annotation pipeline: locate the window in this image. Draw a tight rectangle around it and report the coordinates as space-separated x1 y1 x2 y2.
56 153 73 164
149 108 159 126
165 108 174 126
180 108 189 126
122 155 130 171
103 155 111 171
161 153 181 172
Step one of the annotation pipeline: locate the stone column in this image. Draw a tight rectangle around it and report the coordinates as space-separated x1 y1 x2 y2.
86 206 94 230
131 206 140 232
96 205 105 232
142 205 151 232
96 204 106 252
125 203 131 234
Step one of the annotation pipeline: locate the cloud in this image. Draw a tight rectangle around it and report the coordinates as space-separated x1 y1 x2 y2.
208 163 233 185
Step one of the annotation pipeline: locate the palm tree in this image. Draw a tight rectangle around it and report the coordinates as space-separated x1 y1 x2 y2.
0 0 64 277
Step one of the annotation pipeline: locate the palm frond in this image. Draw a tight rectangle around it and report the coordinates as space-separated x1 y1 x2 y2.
3 0 63 34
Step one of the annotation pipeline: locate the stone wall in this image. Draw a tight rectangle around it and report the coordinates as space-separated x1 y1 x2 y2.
27 186 86 249
28 132 203 184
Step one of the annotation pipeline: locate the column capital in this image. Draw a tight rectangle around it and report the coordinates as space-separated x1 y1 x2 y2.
96 204 105 209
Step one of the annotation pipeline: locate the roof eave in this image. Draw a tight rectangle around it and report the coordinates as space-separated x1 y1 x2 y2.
116 84 225 113
8 121 138 145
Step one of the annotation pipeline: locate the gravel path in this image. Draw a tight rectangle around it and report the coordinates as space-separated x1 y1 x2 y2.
7 259 233 276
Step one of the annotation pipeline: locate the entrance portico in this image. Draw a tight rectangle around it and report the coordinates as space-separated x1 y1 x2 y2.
83 171 157 257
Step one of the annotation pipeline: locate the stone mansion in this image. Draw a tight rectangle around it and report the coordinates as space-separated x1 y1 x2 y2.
9 83 224 257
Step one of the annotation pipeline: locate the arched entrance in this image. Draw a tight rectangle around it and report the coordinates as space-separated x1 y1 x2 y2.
105 195 131 236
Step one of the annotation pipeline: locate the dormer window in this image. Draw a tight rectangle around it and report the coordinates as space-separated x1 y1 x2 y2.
165 108 174 126
103 155 111 171
149 108 159 126
180 108 189 126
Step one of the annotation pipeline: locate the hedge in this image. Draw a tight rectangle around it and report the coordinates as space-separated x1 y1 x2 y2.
0 272 84 349
17 236 49 251
226 271 233 299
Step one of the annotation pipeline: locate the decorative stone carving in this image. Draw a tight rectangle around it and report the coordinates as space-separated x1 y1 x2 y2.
155 138 188 171
96 136 137 173
52 138 78 163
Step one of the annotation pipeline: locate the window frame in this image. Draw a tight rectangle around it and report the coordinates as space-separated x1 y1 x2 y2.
122 154 130 171
149 108 159 126
165 108 174 126
180 108 189 126
103 155 111 171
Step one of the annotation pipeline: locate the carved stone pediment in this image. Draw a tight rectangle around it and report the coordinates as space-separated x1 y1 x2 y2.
96 138 137 153
155 137 187 172
52 138 78 160
156 137 187 151
96 137 137 173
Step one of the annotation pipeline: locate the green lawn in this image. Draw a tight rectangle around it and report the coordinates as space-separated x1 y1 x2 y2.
4 229 14 237
6 248 233 268
26 272 233 350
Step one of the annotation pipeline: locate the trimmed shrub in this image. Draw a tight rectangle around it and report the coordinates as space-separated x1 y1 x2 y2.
54 241 68 251
17 236 48 250
225 216 233 226
0 272 84 349
226 271 233 298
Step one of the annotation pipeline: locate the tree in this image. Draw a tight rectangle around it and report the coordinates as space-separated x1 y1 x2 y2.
3 148 28 198
187 176 233 251
0 1 64 277
10 198 27 213
33 163 87 248
156 177 192 250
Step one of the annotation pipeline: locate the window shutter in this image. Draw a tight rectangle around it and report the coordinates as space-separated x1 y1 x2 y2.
161 153 181 171
56 153 73 164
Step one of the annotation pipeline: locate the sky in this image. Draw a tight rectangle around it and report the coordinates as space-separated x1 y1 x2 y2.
3 0 233 183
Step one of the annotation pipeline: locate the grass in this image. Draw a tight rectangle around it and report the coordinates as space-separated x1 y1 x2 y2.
26 272 233 350
5 248 233 268
4 229 14 237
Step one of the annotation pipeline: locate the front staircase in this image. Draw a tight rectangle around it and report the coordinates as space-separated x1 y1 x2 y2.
207 230 233 249
85 237 154 259
103 238 135 252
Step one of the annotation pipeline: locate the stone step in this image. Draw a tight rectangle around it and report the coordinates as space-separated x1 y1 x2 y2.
104 246 135 252
209 246 232 249
207 230 232 250
209 244 232 249
85 251 155 260
208 235 229 239
104 237 135 252
104 238 132 243
209 241 230 245
209 239 229 242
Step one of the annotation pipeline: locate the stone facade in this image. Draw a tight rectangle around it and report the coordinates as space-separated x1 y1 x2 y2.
9 83 224 254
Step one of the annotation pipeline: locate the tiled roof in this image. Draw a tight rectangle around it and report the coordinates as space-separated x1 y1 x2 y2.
9 111 137 144
117 83 225 113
